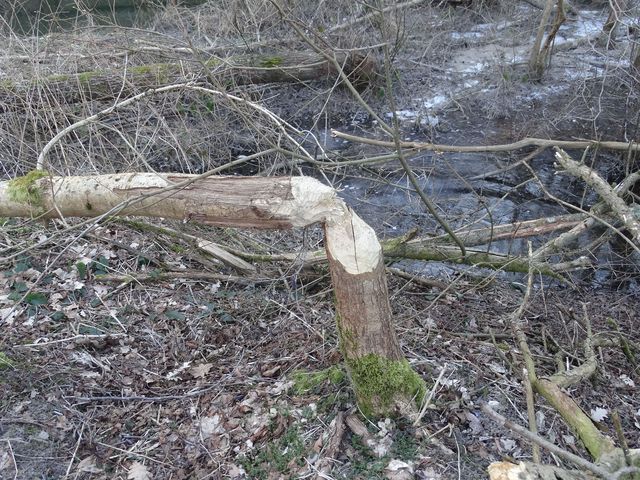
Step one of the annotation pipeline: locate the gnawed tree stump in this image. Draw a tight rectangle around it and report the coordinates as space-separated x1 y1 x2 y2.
0 51 376 112
0 172 424 417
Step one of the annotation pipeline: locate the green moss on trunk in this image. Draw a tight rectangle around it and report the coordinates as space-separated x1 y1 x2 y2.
260 56 284 67
347 354 426 417
7 170 48 209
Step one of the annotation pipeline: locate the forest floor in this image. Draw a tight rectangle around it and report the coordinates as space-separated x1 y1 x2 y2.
1 222 639 479
1 0 640 479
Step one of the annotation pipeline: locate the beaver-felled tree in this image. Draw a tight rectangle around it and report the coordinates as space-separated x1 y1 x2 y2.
0 172 425 417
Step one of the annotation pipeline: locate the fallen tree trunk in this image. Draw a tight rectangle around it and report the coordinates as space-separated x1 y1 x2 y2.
383 242 580 277
427 213 587 247
169 214 592 276
0 51 376 112
0 171 424 417
331 129 640 153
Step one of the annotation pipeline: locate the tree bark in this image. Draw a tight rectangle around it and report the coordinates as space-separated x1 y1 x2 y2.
598 0 627 48
0 51 376 112
529 0 555 80
0 172 424 417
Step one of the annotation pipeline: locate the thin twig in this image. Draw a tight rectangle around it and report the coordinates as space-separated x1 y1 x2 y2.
413 366 446 426
66 384 222 403
63 421 84 478
522 366 541 463
95 270 271 285
611 411 632 468
5 440 17 480
17 333 126 348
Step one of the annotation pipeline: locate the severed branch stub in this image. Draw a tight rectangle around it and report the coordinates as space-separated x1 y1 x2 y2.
0 172 425 418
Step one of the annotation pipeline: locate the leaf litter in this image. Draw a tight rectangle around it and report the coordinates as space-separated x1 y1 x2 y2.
1 213 639 479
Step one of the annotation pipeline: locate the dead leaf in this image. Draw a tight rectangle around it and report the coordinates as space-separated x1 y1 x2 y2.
590 406 608 422
128 461 152 480
227 464 246 478
237 391 259 413
0 307 19 325
190 363 213 379
76 456 102 474
0 446 13 471
619 374 635 387
93 284 109 296
261 365 281 377
499 438 516 452
466 411 483 434
373 435 393 458
385 459 414 480
267 379 292 395
200 415 225 439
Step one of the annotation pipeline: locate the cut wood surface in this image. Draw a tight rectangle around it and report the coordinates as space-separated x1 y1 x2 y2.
0 51 376 111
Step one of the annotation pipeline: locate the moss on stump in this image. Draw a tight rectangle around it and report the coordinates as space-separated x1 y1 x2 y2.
347 354 426 417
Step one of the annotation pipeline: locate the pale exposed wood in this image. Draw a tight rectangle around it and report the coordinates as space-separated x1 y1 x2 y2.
488 460 599 479
0 175 333 227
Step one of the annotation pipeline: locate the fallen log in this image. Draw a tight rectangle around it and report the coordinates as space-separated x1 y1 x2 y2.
424 213 587 248
0 51 376 112
331 129 640 153
175 217 591 276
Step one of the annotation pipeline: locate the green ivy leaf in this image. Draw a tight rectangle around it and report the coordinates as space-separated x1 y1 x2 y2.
25 292 48 306
11 281 28 293
76 261 87 279
78 325 103 335
50 311 66 321
165 310 185 321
